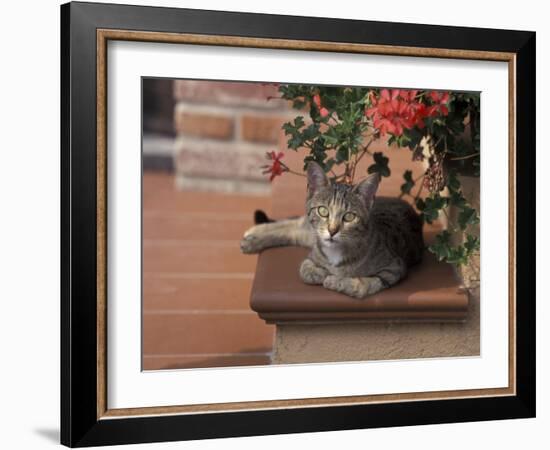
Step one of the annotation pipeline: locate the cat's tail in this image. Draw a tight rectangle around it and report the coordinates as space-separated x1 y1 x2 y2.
254 209 275 224
240 212 313 254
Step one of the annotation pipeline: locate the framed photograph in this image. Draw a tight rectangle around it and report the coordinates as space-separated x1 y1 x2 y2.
61 1 535 446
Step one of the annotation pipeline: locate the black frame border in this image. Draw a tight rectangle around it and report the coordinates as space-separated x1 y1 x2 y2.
61 2 535 447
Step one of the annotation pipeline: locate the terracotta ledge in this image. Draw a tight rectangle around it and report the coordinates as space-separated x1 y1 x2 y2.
250 247 468 324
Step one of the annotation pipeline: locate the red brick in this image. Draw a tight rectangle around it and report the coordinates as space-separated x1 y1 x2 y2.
241 115 285 144
174 80 283 109
175 141 269 181
175 111 233 140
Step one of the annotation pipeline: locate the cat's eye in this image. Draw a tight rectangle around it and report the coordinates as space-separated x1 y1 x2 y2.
343 212 356 222
317 206 329 218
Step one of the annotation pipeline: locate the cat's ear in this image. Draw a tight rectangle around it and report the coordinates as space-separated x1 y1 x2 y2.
353 173 380 209
306 162 329 198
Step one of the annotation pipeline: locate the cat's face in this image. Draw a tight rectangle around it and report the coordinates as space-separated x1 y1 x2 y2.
305 162 380 247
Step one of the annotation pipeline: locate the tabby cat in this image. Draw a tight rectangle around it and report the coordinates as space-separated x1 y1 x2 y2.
240 162 424 298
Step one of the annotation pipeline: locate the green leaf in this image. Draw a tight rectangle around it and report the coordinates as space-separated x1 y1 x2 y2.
428 230 452 261
419 193 448 224
425 193 448 210
302 123 321 141
447 171 461 192
367 152 391 178
457 206 479 230
449 190 467 207
464 234 480 253
335 146 349 163
446 245 468 265
324 158 336 172
400 170 415 195
292 99 307 109
404 127 424 151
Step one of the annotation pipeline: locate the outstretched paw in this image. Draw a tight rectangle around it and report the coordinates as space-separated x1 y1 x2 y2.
240 225 266 254
240 236 260 254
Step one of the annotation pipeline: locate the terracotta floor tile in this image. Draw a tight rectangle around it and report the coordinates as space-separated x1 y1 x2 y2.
143 173 272 214
142 172 274 369
143 354 271 370
143 214 254 240
143 313 275 355
143 241 258 273
143 275 254 311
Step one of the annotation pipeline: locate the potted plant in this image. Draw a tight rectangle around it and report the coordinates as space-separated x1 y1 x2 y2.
260 85 480 285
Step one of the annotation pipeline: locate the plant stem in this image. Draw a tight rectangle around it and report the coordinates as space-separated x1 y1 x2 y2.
414 175 426 201
448 152 480 161
441 207 458 233
398 173 425 199
280 162 306 177
350 136 376 181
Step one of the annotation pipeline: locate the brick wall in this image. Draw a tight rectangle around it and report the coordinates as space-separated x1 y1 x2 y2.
173 80 295 194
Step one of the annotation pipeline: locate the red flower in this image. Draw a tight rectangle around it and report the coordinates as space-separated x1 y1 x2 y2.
312 94 330 118
366 89 449 136
426 91 450 116
429 91 450 104
366 89 423 136
313 94 322 108
261 151 286 181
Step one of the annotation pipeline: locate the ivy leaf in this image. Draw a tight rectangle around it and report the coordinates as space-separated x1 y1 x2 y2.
367 152 391 178
400 170 415 195
421 207 439 224
420 194 448 224
464 234 480 254
458 206 479 230
449 190 467 207
428 230 452 261
425 193 448 210
446 245 468 265
447 171 461 192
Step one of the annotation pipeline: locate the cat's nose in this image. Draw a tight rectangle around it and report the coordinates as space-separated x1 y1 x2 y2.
328 224 340 237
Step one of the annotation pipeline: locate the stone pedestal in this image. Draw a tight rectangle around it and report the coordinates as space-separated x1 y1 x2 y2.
272 290 479 364
250 244 479 365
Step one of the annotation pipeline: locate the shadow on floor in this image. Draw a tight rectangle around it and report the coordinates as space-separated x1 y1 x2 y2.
34 428 59 444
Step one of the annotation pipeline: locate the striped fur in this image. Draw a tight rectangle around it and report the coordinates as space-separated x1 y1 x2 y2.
241 162 424 299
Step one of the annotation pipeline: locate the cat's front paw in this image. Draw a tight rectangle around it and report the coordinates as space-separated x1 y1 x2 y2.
299 258 329 285
323 275 347 293
240 225 265 254
323 276 367 299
